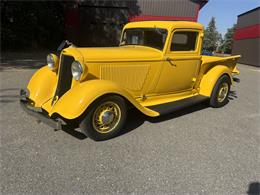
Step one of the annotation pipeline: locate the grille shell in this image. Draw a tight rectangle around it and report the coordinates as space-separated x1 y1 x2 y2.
53 55 74 102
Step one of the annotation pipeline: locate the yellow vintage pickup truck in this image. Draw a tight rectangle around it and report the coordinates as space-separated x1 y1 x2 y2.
20 21 240 141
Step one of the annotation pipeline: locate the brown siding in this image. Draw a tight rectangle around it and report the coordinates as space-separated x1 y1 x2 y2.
136 0 198 17
232 38 260 67
78 0 200 18
236 7 260 29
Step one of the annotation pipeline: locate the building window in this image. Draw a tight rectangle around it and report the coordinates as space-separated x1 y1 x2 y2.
171 31 198 51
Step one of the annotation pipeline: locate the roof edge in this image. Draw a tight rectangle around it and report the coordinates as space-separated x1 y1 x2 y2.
238 6 260 17
199 0 209 9
191 0 209 9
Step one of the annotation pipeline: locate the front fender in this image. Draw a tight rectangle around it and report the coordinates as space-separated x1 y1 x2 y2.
49 80 159 119
27 66 57 107
199 65 232 97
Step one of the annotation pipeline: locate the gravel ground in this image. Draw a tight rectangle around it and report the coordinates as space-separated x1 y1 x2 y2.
0 63 259 195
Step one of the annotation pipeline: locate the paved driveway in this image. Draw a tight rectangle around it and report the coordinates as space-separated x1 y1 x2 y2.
0 64 259 194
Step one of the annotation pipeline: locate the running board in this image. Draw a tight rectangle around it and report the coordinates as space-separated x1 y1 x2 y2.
146 95 209 115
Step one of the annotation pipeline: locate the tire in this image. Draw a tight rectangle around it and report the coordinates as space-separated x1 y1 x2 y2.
210 75 231 108
79 95 127 141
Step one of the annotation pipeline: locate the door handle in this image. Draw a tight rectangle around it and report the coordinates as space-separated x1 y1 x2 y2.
166 57 177 67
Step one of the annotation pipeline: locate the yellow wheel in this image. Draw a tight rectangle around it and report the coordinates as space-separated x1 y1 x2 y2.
217 82 229 103
92 101 122 134
80 95 127 141
210 75 231 108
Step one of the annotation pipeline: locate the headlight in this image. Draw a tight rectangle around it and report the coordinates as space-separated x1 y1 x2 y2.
71 61 83 81
47 54 58 71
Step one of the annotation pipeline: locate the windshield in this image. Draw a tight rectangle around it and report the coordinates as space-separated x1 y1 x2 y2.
120 28 168 50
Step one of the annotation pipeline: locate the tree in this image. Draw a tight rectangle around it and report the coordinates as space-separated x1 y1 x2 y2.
221 24 236 54
216 32 223 53
1 1 66 51
203 17 221 52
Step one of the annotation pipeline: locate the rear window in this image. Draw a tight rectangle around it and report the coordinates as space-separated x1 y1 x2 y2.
171 31 198 51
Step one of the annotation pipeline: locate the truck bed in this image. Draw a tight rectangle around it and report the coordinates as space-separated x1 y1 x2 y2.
201 55 241 74
201 55 241 65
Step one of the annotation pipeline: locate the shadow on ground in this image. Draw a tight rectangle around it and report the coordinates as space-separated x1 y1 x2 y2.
61 101 210 141
0 52 47 71
0 88 21 103
54 89 238 140
247 182 260 195
228 90 238 100
0 88 238 141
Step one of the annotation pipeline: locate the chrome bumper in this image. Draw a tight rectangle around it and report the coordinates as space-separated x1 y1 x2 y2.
20 89 62 130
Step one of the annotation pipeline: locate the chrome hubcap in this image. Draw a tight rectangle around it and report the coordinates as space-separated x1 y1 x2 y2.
100 111 115 125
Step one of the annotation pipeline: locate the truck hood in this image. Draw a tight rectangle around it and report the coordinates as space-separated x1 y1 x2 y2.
74 46 163 62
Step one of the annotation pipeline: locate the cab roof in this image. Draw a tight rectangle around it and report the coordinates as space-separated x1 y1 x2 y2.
124 21 204 31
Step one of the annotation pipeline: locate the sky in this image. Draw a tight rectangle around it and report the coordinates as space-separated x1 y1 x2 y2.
198 0 260 36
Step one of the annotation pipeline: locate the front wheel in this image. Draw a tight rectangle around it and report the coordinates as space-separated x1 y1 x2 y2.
79 95 127 141
210 75 231 108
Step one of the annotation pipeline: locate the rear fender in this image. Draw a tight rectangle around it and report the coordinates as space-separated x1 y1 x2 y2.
27 66 57 107
199 65 232 97
49 80 159 119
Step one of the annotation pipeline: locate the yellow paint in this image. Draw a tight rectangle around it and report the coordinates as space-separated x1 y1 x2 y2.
25 21 241 120
201 55 241 65
77 46 163 62
44 80 159 119
139 90 197 107
100 64 150 91
156 57 202 94
232 66 240 75
199 65 232 97
198 55 240 97
27 66 57 107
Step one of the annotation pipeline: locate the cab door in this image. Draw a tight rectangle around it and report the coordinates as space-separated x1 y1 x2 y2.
155 29 203 94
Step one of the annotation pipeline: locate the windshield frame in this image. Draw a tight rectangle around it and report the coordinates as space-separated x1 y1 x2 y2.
120 27 168 51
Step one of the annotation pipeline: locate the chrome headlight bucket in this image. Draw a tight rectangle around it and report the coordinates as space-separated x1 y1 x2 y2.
47 54 59 71
71 61 83 81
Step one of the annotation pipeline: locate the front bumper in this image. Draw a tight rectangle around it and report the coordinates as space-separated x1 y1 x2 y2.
20 89 63 130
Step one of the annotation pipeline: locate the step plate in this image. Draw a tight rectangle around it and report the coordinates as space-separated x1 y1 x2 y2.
147 95 208 115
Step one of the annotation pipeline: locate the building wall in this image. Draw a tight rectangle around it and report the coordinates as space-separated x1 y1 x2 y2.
232 7 260 67
236 9 260 29
129 0 200 21
232 39 260 66
65 0 207 47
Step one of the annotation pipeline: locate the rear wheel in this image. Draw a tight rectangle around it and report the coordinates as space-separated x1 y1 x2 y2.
79 95 127 141
210 75 231 108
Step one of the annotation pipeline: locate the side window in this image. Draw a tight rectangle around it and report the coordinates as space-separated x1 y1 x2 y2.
171 31 198 51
